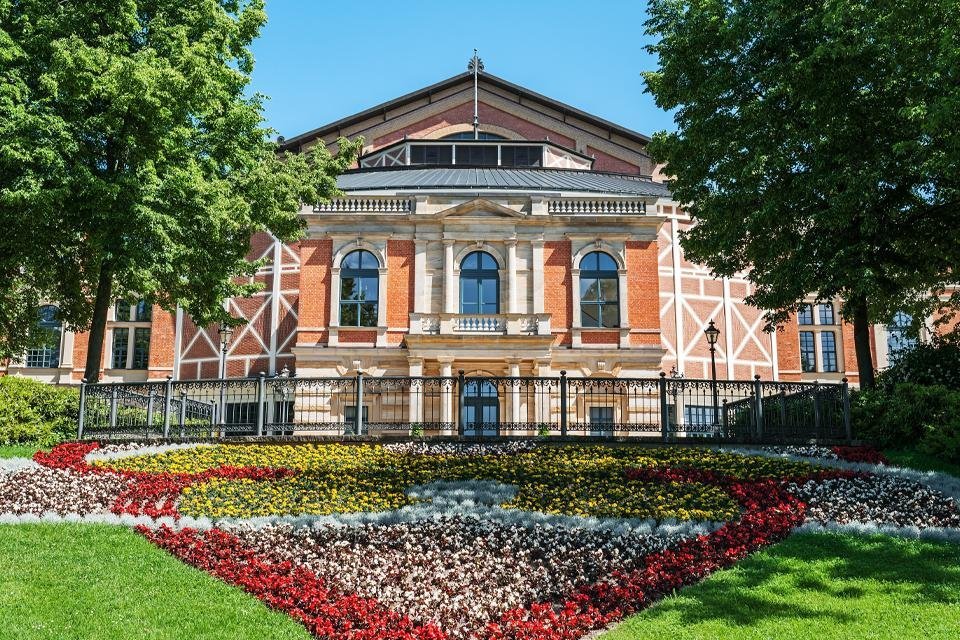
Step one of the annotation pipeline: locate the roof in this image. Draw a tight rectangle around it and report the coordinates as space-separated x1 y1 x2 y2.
280 72 653 152
336 167 673 197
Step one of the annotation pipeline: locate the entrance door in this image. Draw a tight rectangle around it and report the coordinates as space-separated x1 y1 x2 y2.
463 379 499 436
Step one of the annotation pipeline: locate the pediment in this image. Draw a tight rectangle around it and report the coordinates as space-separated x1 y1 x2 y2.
433 198 526 219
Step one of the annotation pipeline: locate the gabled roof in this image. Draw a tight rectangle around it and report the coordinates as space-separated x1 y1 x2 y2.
336 167 672 198
279 72 652 152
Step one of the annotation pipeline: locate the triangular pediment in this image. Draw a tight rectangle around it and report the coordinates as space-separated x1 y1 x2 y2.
434 198 526 219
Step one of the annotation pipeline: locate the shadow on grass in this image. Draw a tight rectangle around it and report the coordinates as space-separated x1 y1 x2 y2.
605 532 960 637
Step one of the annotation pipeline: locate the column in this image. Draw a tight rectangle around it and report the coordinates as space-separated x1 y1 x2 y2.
506 238 518 314
443 239 457 314
438 357 454 433
508 359 522 427
408 357 424 425
531 238 545 314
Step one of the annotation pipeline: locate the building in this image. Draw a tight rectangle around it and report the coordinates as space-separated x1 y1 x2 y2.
2 69 938 388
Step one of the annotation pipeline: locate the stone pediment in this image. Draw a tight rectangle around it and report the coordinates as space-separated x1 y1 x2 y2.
433 198 525 219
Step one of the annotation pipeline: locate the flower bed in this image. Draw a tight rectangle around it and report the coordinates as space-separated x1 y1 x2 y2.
0 440 955 639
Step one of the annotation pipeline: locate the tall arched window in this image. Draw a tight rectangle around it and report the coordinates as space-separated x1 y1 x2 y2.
460 251 499 314
340 250 379 327
25 305 61 368
580 252 619 328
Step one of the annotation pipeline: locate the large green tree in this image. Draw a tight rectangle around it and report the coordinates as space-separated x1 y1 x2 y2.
644 0 960 388
0 0 360 380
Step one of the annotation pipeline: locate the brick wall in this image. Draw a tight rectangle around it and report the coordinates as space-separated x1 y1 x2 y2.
625 240 661 346
147 307 175 379
297 238 333 346
387 240 414 328
544 241 572 346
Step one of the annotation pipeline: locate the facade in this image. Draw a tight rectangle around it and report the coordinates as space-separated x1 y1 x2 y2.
2 71 938 387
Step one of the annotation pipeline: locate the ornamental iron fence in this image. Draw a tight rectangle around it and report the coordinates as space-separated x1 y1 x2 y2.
77 371 853 444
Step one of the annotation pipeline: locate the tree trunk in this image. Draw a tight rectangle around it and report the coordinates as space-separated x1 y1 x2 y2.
83 261 114 382
849 296 876 390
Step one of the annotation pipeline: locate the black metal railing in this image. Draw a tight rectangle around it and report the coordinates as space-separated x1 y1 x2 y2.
77 371 853 444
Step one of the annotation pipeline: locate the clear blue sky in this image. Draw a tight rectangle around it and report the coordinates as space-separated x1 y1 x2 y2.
249 1 674 140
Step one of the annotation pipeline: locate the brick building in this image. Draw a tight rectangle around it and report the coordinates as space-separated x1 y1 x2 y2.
2 71 935 387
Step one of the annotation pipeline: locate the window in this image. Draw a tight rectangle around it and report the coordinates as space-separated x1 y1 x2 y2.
589 406 614 424
684 405 717 426
460 251 499 314
579 252 619 328
134 300 152 322
500 145 543 167
339 250 379 327
344 405 369 423
410 144 452 165
797 304 814 325
111 328 129 369
799 331 816 372
132 327 151 369
818 303 835 325
821 331 838 372
24 305 61 368
440 131 506 140
115 300 132 321
887 311 917 361
454 145 497 166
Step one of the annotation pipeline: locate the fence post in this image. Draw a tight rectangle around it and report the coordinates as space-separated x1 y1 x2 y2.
753 375 764 442
256 372 266 437
559 370 568 437
721 398 729 439
178 391 188 438
146 388 155 431
162 376 173 438
77 379 88 440
354 370 364 436
457 370 466 437
841 377 852 443
659 372 669 443
813 381 822 440
108 386 118 430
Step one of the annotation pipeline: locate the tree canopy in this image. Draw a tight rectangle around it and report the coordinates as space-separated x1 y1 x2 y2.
0 0 360 380
644 0 960 387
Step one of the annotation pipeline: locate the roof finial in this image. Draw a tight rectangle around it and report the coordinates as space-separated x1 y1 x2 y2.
467 49 484 140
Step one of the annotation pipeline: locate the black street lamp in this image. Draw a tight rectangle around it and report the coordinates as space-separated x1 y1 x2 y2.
704 320 721 426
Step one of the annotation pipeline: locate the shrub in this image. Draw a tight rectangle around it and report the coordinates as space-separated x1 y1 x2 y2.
878 340 960 391
0 377 79 446
852 383 960 462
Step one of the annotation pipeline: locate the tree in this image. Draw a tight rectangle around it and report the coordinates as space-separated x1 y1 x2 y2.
643 0 960 388
0 0 360 380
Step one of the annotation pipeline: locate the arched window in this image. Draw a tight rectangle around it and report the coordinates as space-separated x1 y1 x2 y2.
460 251 499 314
340 250 379 327
579 252 619 328
25 305 61 368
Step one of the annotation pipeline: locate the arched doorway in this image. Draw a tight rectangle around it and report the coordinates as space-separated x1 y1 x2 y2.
463 379 499 436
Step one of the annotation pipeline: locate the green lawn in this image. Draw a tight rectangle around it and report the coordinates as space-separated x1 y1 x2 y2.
884 448 960 478
602 532 960 640
0 444 42 459
0 524 311 640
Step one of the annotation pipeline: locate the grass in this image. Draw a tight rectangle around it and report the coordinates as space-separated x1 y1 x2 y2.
0 443 43 459
0 524 312 640
602 532 960 640
884 448 960 478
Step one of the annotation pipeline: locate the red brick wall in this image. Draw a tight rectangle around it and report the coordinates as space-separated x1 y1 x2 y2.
71 331 90 381
387 240 414 329
147 307 175 379
297 239 332 346
338 330 377 344
581 331 619 344
371 101 647 175
625 241 661 346
544 241 572 346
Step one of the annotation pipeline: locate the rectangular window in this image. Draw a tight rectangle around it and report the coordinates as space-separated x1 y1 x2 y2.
821 331 838 372
454 144 497 166
683 405 716 426
409 144 452 165
111 329 129 369
344 405 369 423
818 303 834 325
135 300 152 322
132 328 151 369
589 407 614 423
501 145 543 167
797 304 814 325
115 300 132 321
24 346 58 368
799 331 816 372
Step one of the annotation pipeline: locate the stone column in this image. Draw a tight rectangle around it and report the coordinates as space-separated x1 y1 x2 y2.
408 357 424 425
506 238 518 314
443 239 457 314
531 238 545 314
508 359 522 428
438 357 454 433
413 239 428 314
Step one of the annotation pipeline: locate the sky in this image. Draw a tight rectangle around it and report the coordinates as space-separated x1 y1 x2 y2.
249 0 674 140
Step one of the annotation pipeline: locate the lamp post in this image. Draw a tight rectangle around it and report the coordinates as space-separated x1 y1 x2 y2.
704 319 721 427
217 321 234 427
